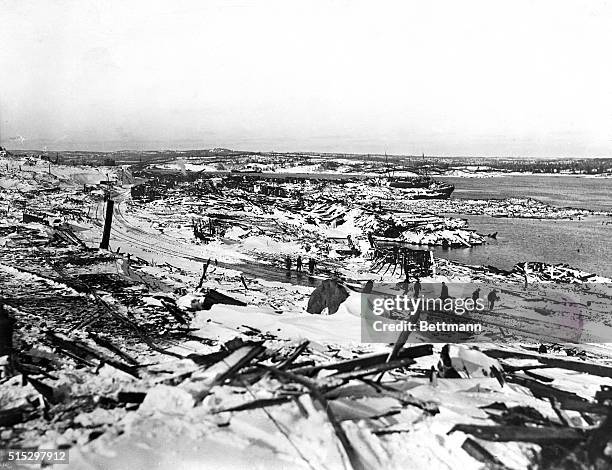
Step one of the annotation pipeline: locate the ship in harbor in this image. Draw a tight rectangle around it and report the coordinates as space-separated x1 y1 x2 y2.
387 175 455 199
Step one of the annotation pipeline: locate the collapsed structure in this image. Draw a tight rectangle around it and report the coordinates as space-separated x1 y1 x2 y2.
1 152 612 469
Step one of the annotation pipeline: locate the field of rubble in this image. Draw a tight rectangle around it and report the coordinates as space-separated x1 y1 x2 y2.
1 152 612 469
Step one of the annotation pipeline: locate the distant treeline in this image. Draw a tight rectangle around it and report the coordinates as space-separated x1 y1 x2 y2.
8 148 612 174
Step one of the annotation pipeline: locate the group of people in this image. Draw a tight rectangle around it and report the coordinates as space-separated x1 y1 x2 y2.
440 281 500 310
402 277 422 298
402 279 500 310
285 255 316 275
470 286 500 309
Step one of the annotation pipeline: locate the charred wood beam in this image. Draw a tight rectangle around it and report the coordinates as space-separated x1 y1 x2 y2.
506 374 610 414
89 333 139 365
0 406 37 427
291 344 432 377
278 340 310 370
461 437 509 468
214 397 293 413
160 300 190 324
214 343 266 385
187 350 231 367
45 332 140 378
449 424 584 444
330 356 417 382
484 349 612 379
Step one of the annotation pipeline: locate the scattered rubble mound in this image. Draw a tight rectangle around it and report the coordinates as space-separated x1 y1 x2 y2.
2 153 612 469
3 325 612 469
306 278 349 315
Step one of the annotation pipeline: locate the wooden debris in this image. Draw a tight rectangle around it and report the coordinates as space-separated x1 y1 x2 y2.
45 332 140 378
506 374 610 414
263 365 368 470
461 437 509 468
214 397 292 413
291 344 432 376
0 406 36 427
450 424 585 444
89 332 139 365
278 340 310 370
485 348 612 378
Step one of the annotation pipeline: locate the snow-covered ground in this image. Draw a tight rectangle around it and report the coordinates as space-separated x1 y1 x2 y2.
2 154 612 469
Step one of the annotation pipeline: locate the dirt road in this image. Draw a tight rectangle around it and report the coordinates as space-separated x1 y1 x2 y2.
92 191 323 288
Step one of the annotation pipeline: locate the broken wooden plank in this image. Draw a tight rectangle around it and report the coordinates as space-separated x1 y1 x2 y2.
450 424 584 444
214 396 292 413
524 369 555 382
330 356 417 382
550 398 572 427
186 350 231 367
484 348 612 379
231 340 311 385
189 342 266 390
326 398 400 422
506 374 610 414
291 344 432 377
45 332 140 378
214 343 266 384
16 362 58 381
461 437 509 468
376 328 411 383
349 381 439 415
0 406 36 427
51 346 97 368
89 332 139 365
278 340 310 370
199 289 247 310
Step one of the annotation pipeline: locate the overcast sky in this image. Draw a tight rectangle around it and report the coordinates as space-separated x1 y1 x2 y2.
1 0 611 157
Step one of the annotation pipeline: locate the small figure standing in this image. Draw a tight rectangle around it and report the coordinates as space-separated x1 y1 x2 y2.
308 258 316 275
296 256 303 273
440 281 449 300
285 255 291 272
402 276 411 295
413 277 422 299
487 289 499 310
471 288 480 302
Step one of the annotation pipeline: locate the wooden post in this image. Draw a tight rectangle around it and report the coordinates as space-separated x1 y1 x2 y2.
100 199 114 250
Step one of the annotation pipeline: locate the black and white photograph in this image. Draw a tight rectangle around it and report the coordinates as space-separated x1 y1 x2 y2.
1 1 611 469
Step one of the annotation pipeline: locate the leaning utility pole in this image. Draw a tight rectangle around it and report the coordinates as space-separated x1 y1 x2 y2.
100 198 114 250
